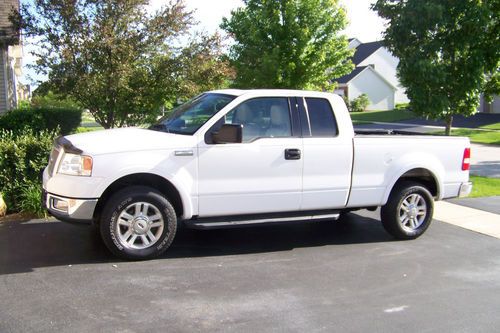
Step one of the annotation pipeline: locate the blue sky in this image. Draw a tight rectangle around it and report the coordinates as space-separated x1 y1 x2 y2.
21 0 385 87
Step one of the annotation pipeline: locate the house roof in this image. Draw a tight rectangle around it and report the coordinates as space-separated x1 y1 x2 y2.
352 41 383 65
336 66 368 84
0 0 19 42
336 66 397 90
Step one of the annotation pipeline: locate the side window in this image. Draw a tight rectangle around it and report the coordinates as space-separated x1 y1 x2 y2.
305 98 338 137
226 97 292 142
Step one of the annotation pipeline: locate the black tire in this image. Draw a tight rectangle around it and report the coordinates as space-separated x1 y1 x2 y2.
100 186 177 260
380 181 434 240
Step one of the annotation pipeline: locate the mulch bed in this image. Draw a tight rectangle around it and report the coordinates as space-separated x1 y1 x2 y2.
0 213 47 223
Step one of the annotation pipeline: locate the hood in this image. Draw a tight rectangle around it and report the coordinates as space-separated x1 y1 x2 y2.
64 128 197 155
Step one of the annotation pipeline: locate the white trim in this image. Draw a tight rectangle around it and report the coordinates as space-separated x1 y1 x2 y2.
345 66 398 91
1 48 10 113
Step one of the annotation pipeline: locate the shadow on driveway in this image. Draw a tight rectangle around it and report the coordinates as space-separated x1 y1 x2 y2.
0 212 392 275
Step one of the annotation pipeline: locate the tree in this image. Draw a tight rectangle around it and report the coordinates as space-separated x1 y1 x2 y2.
15 0 233 128
220 0 353 90
373 0 500 135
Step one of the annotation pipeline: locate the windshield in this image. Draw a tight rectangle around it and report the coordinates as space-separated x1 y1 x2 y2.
151 93 236 135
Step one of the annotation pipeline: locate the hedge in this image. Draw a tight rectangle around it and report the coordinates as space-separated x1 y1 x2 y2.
0 107 82 135
0 129 57 215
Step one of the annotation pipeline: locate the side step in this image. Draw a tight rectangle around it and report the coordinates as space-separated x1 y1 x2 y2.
184 210 341 229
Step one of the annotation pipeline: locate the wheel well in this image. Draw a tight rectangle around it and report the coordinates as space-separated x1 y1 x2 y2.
93 173 183 223
393 168 439 197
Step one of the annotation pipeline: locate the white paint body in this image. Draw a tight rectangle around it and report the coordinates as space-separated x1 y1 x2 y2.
43 89 470 220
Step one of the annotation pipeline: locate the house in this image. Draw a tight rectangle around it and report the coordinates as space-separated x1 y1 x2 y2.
334 38 409 111
0 0 22 115
338 38 500 114
479 94 500 114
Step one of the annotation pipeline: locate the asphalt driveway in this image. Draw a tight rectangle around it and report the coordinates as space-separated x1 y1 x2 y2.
1 211 500 332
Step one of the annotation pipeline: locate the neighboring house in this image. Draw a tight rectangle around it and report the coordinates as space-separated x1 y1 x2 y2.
0 0 22 115
479 94 500 114
335 38 409 111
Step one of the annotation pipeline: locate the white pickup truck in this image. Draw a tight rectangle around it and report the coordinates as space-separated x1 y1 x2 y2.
43 89 472 260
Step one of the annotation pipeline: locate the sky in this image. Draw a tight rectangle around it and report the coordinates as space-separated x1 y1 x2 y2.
22 0 386 86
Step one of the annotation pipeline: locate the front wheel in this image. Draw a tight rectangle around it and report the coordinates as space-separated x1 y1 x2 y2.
100 186 177 260
380 181 434 240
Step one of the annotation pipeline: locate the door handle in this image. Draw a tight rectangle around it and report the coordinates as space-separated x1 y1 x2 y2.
284 148 301 160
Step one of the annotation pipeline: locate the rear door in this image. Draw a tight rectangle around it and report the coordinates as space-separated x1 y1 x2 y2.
298 97 353 210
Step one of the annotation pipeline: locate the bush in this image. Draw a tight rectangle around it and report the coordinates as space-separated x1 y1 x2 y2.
0 107 82 135
349 94 370 112
0 129 57 214
19 183 46 218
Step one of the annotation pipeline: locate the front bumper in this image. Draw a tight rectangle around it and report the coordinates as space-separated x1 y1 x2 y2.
43 189 97 225
459 181 473 198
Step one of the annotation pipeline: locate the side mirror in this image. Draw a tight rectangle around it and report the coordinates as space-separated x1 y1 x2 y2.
212 124 243 144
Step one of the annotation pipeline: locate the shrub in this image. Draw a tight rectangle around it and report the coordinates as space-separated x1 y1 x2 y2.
0 107 82 135
19 183 46 218
349 94 370 112
0 129 56 214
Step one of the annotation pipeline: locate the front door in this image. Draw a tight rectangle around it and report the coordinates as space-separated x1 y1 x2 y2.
197 97 303 217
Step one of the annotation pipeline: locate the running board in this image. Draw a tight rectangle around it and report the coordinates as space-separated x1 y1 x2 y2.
184 210 341 229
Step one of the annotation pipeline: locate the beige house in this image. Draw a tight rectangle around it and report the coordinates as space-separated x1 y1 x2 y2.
1 0 23 115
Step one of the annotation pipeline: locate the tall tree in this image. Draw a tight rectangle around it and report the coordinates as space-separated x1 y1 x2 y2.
373 0 500 135
15 0 233 128
221 0 353 90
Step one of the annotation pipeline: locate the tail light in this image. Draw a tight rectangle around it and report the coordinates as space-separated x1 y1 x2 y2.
462 148 471 171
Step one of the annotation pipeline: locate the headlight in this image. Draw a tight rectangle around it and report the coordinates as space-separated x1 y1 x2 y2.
58 153 93 176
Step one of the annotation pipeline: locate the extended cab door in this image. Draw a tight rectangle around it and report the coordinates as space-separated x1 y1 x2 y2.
197 97 303 217
298 97 353 210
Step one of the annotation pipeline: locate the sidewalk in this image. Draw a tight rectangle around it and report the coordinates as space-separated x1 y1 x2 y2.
436 200 500 239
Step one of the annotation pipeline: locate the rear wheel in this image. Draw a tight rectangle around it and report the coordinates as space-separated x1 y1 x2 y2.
381 181 434 239
100 186 177 260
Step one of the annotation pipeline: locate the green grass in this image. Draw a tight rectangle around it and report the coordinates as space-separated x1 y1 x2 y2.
350 109 416 124
480 123 500 131
74 126 104 133
469 175 500 198
436 128 500 145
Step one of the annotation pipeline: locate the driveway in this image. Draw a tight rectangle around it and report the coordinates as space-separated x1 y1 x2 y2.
1 212 500 332
469 143 500 178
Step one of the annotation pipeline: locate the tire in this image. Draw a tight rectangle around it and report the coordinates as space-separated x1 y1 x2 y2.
380 181 434 240
100 186 177 260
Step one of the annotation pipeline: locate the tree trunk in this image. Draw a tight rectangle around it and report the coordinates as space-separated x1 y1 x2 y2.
445 115 453 136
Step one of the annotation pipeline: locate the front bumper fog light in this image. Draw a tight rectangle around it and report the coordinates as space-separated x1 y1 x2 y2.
52 198 69 213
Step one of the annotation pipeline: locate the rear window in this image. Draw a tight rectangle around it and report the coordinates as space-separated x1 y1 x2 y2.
305 98 338 137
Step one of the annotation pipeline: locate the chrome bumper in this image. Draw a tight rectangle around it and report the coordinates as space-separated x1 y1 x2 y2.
43 190 98 224
459 182 473 198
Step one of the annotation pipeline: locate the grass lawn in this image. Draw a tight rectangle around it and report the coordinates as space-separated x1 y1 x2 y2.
480 123 500 131
75 126 104 133
439 128 500 145
350 109 416 124
469 175 500 198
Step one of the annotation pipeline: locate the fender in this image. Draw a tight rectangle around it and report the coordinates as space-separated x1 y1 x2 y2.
96 168 195 220
381 153 445 205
